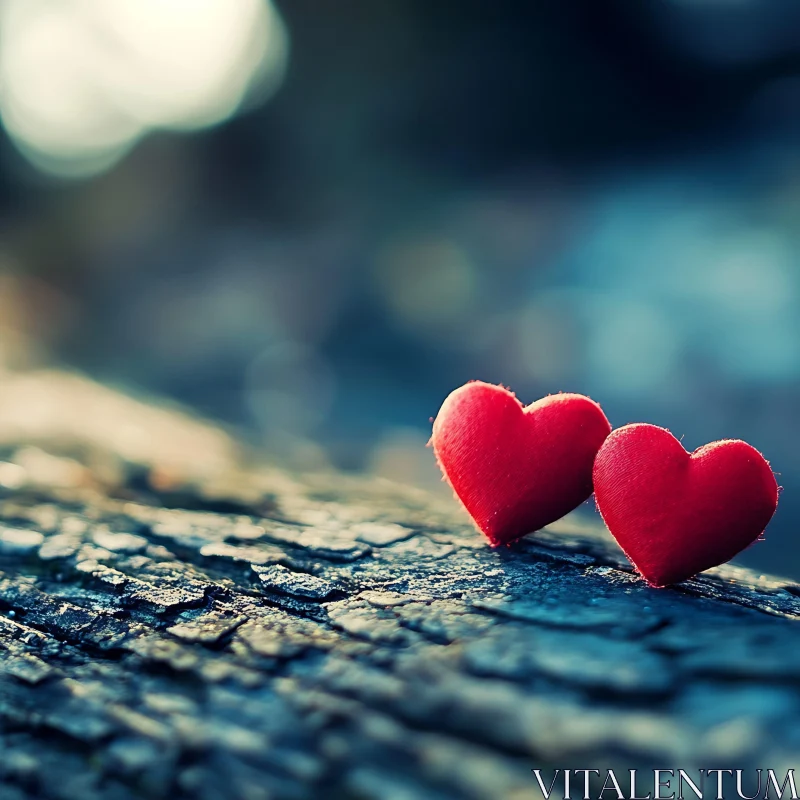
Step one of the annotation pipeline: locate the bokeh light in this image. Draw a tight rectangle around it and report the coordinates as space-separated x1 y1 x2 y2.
0 0 288 177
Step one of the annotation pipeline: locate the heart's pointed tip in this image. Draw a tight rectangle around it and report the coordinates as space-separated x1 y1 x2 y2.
630 567 671 588
641 576 672 589
623 558 678 588
483 533 503 548
481 526 526 548
486 538 503 548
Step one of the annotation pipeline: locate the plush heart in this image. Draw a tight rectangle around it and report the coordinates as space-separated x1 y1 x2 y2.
593 423 779 587
431 381 611 546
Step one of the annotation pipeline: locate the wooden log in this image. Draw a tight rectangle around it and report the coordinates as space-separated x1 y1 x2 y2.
0 370 798 799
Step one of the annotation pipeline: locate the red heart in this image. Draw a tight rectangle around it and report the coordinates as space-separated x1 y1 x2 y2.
431 381 612 546
593 423 779 587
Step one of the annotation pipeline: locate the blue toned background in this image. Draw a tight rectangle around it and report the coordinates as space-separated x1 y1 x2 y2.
0 1 799 575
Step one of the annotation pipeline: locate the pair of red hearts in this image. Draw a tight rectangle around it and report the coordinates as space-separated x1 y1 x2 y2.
431 381 779 587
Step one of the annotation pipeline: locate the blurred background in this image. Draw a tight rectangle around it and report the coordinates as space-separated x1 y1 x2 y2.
0 0 798 576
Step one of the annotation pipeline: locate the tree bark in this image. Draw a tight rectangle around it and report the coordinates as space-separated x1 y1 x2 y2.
0 370 798 800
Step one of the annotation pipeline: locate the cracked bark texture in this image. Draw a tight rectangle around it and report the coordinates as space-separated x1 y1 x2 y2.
0 370 798 800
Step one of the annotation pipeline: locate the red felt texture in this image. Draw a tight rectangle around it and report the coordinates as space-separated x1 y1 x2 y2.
431 381 612 546
593 423 779 587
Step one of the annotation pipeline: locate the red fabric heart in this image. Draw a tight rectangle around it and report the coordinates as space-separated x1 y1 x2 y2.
431 381 612 546
593 423 779 587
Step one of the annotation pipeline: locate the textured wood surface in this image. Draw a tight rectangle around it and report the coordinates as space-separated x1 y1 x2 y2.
0 370 798 800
